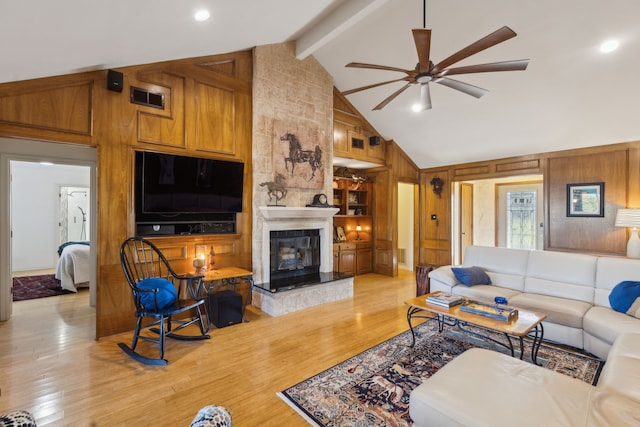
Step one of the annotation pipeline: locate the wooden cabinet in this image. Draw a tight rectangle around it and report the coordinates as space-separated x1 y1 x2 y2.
356 241 372 275
333 242 356 275
333 241 372 276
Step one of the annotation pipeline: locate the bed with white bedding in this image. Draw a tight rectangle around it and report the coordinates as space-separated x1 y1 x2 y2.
55 242 90 292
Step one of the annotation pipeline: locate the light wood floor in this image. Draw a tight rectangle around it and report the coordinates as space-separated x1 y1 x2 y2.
0 271 418 426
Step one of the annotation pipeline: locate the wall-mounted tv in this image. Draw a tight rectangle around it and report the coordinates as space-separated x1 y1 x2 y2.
135 151 244 223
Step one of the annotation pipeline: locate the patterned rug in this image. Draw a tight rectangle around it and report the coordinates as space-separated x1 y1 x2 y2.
12 274 73 301
279 321 604 427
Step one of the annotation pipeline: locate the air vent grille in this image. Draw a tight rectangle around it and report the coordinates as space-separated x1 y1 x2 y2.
130 87 165 109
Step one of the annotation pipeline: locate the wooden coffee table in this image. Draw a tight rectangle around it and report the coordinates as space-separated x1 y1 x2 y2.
405 292 547 364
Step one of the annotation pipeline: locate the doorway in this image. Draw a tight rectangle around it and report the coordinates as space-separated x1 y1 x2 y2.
0 138 96 321
398 182 416 272
455 175 544 260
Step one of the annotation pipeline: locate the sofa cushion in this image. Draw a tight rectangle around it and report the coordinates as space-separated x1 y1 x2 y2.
585 389 640 427
525 250 596 303
596 333 640 401
451 266 491 286
609 281 640 318
136 278 178 310
509 293 591 329
409 348 592 427
583 307 640 353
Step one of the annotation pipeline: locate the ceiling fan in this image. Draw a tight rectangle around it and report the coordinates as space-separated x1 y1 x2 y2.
342 24 529 111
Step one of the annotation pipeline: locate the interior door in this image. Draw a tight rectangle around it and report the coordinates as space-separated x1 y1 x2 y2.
459 183 473 262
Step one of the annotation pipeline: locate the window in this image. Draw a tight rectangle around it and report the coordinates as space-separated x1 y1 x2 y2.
506 191 537 249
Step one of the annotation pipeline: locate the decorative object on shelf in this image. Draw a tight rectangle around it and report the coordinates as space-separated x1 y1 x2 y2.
348 192 359 204
567 182 604 217
273 120 324 189
430 177 444 197
259 173 288 206
307 193 331 207
335 225 347 242
615 208 640 258
356 225 362 240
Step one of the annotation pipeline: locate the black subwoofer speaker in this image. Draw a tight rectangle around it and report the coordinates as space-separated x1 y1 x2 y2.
208 290 243 328
107 69 124 93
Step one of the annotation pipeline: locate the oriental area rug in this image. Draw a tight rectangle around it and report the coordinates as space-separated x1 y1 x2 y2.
12 274 73 301
279 321 604 427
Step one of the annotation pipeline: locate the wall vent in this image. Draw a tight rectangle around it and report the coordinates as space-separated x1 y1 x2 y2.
398 248 406 264
130 87 165 109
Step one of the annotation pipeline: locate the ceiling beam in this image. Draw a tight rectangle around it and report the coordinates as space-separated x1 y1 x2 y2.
295 0 390 60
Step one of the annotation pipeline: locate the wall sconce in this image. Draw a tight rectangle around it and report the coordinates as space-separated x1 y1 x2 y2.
193 245 208 274
430 177 444 197
615 209 640 258
356 225 362 240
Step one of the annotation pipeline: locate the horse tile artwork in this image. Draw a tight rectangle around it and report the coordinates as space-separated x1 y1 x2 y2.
272 120 324 189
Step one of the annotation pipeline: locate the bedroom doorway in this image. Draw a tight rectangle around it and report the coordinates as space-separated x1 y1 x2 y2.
0 138 96 322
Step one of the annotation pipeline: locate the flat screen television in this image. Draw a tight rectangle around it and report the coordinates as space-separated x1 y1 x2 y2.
135 151 244 223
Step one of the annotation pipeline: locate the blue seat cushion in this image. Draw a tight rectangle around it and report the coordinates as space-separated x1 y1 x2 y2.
451 266 492 286
136 278 178 310
609 280 640 318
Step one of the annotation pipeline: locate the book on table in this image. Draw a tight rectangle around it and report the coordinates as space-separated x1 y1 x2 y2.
426 292 464 307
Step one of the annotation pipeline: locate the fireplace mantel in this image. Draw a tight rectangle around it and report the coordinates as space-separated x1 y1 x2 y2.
259 206 339 220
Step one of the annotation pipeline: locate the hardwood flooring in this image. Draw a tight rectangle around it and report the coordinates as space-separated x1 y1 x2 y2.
0 271 418 426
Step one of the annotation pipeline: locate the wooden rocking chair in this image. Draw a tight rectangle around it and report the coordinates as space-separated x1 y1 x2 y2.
118 237 210 365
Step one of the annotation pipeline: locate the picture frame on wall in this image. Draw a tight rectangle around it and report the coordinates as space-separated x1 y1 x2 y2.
567 182 604 217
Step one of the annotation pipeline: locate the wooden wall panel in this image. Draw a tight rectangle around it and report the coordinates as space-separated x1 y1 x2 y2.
195 81 236 154
547 150 627 253
136 72 186 147
0 81 93 136
418 169 452 266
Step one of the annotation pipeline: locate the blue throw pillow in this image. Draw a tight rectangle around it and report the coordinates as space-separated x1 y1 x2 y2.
136 278 178 310
609 281 640 318
451 266 491 286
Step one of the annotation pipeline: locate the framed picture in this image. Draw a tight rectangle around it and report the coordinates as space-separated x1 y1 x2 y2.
566 182 604 217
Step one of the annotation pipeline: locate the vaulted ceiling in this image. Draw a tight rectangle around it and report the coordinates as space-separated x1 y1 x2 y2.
2 0 639 168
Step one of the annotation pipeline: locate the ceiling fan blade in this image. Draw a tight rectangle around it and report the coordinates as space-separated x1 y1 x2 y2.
346 62 411 74
342 77 410 95
435 59 529 77
418 83 432 111
412 29 432 72
373 83 413 110
434 77 488 98
431 26 517 74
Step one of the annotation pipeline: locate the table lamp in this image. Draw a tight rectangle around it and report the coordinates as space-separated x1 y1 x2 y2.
356 225 362 240
615 208 640 258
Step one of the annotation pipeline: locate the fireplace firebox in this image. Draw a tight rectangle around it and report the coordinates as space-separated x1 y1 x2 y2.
269 229 320 287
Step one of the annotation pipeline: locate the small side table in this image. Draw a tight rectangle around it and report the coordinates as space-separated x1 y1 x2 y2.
188 267 254 330
415 264 440 296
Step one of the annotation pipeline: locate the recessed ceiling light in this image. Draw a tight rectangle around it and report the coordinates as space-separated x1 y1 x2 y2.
600 39 619 53
411 103 423 112
194 9 210 22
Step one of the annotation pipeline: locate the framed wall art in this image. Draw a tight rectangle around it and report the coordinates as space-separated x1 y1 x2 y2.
566 182 604 217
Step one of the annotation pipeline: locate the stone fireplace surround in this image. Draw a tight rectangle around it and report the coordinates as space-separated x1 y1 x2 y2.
251 206 354 316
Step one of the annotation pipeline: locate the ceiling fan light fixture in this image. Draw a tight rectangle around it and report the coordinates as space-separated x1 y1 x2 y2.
600 39 619 53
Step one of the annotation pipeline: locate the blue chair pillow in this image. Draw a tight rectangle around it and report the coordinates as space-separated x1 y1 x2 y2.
609 281 640 318
451 266 491 286
136 278 178 310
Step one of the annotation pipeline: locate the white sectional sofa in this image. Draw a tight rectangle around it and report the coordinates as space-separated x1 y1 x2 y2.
428 245 640 359
410 333 640 427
